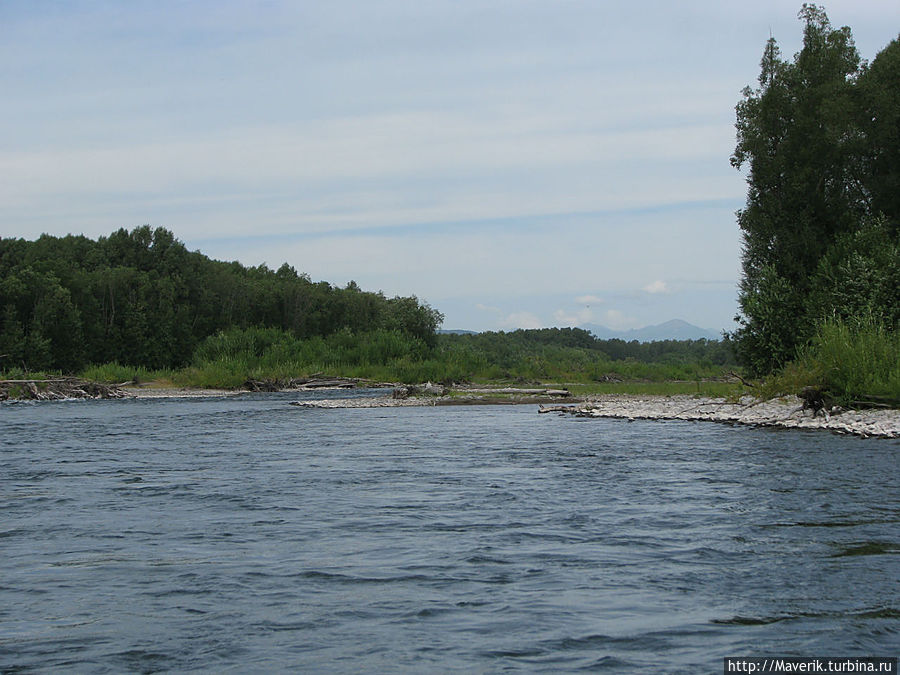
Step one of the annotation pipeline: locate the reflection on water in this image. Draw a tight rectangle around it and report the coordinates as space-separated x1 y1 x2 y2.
2 392 898 672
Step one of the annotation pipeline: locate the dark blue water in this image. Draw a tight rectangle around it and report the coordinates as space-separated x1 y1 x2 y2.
2 391 898 673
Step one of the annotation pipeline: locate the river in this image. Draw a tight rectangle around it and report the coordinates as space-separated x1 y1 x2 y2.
2 391 898 672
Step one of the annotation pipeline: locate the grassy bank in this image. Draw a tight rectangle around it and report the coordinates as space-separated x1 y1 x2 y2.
759 318 900 406
65 326 738 392
5 321 896 407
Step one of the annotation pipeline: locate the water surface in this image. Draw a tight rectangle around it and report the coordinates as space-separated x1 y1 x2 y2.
2 392 898 672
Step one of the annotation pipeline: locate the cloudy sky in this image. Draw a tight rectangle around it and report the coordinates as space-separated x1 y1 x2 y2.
2 1 897 333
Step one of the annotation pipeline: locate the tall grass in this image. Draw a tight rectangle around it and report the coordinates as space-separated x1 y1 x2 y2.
75 326 739 390
761 317 899 405
80 362 174 385
801 317 900 403
168 326 438 387
0 367 62 380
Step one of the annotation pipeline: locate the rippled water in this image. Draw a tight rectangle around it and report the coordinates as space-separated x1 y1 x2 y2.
2 391 898 673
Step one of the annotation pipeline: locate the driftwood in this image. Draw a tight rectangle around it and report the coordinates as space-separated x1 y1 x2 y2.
244 378 282 392
844 394 900 409
728 370 756 388
244 376 358 392
299 379 356 389
393 383 447 398
0 378 129 401
538 404 576 414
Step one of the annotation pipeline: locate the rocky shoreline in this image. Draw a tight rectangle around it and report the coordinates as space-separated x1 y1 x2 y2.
293 392 900 439
545 394 900 439
4 378 897 439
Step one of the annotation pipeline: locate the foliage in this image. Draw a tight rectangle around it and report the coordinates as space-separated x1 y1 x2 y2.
160 326 440 387
801 318 900 404
806 216 900 327
0 226 442 373
67 325 739 390
760 317 900 405
80 362 173 386
438 328 737 379
0 229 740 390
731 5 899 374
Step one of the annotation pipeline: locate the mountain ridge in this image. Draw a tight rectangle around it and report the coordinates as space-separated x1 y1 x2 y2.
579 319 721 342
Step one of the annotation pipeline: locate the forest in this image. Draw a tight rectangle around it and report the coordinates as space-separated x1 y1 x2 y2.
0 224 737 391
731 4 899 399
0 225 442 373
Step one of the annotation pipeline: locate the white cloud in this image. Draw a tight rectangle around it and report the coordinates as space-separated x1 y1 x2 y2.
643 280 670 294
603 309 639 331
575 295 605 305
553 307 595 327
499 312 543 330
476 303 502 313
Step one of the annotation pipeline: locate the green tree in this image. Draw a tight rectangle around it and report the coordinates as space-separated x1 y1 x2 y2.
731 4 868 373
857 37 900 226
807 216 900 326
0 304 26 369
0 226 446 372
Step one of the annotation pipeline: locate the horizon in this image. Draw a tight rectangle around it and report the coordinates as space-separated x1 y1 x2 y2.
441 318 722 338
3 1 898 334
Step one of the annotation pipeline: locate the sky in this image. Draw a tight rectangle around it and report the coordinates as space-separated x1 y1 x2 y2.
2 1 898 333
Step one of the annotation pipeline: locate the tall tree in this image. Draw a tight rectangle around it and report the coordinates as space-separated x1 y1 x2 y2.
857 37 900 227
731 4 866 374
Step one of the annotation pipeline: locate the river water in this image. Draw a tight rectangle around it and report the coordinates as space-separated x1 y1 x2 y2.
2 391 898 673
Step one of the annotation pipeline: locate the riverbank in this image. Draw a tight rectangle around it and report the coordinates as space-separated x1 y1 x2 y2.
5 378 898 439
293 392 900 439
551 394 900 439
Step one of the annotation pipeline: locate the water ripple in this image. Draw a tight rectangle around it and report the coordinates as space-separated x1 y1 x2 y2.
2 396 898 672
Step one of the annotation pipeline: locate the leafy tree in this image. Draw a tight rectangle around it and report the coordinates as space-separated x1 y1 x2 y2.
0 267 84 370
731 5 898 374
0 227 445 372
857 37 900 227
0 304 26 369
382 296 444 348
807 216 900 326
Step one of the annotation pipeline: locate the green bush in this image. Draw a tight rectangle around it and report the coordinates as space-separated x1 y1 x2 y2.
800 317 900 404
760 317 899 405
71 326 740 391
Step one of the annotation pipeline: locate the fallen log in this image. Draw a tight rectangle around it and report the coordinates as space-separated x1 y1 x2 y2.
0 378 130 400
301 379 356 389
538 404 577 414
728 370 756 388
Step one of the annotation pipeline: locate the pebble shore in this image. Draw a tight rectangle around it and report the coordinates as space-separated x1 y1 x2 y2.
294 393 900 439
557 394 900 439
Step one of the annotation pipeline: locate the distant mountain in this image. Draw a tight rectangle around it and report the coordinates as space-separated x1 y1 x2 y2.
438 329 479 335
580 319 721 342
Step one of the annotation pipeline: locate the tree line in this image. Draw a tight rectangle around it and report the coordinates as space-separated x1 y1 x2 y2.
440 327 736 368
0 226 443 372
732 4 899 375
